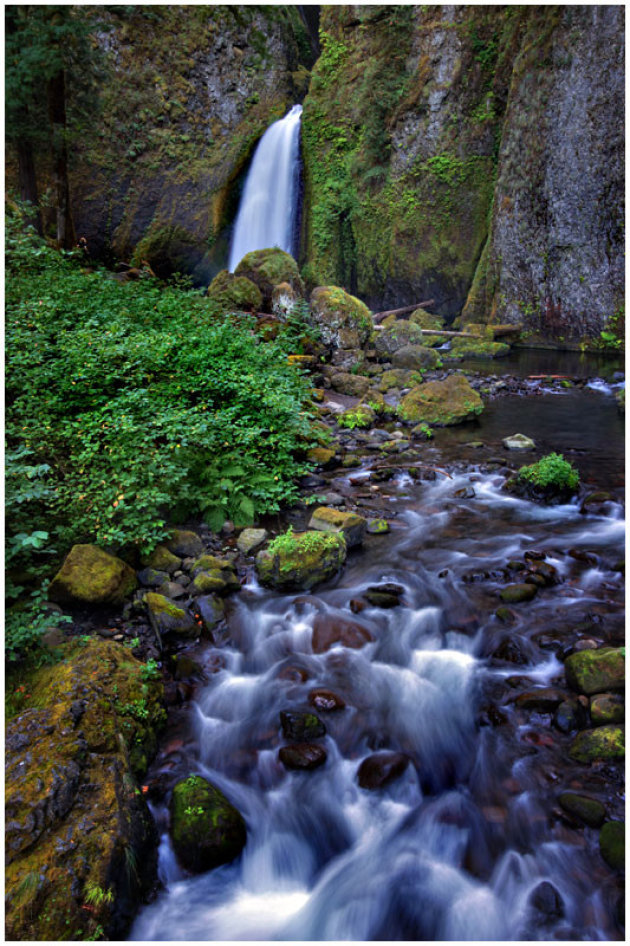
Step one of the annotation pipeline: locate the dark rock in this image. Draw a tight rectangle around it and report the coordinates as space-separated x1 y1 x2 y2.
137 568 171 588
279 711 326 740
554 699 586 733
513 688 566 713
312 614 373 654
364 591 401 609
528 881 564 920
499 583 538 604
165 529 204 559
349 598 367 613
492 637 530 665
357 752 410 790
279 743 327 770
558 792 606 827
590 693 625 725
599 820 625 870
169 775 246 873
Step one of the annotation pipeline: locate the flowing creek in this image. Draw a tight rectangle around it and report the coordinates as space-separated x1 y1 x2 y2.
132 354 624 941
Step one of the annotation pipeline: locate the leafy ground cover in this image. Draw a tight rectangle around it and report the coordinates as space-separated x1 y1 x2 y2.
6 206 317 654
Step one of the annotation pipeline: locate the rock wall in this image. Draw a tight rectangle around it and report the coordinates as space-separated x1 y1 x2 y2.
301 5 624 337
69 6 313 281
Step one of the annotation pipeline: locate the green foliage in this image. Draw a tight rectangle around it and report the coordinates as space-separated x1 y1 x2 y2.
267 527 342 560
598 304 625 351
140 658 161 681
5 209 317 617
83 882 114 908
518 453 579 491
337 408 373 430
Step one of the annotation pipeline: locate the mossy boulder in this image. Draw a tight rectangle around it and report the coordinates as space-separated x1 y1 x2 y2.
409 308 447 346
590 693 625 725
445 338 510 360
359 389 391 416
374 319 426 356
599 821 625 871
192 570 228 594
506 453 580 504
564 647 625 696
169 775 246 873
337 405 376 429
190 555 240 593
499 582 538 604
256 530 346 591
309 285 372 348
568 724 625 763
234 248 305 309
49 544 137 607
308 506 367 549
329 371 371 397
145 592 197 637
166 529 204 558
306 446 336 467
379 368 416 392
397 373 484 426
206 269 262 312
236 528 269 555
558 792 606 827
5 640 164 941
391 344 440 370
140 544 182 574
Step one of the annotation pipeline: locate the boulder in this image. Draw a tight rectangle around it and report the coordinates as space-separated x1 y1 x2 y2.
145 593 197 637
357 752 410 790
308 506 367 548
391 345 440 370
140 544 182 574
279 743 327 770
234 248 305 308
329 371 371 397
499 582 538 604
272 281 300 317
408 307 447 346
166 529 204 558
49 544 137 607
309 285 372 348
169 775 246 873
446 338 510 360
206 269 262 312
196 594 225 636
236 528 269 555
397 373 483 426
255 531 346 591
503 433 536 451
590 693 625 725
379 368 416 392
599 821 625 871
374 319 426 356
306 446 336 467
280 711 326 740
568 724 624 763
312 614 373 653
190 555 241 594
337 405 376 429
5 640 164 940
558 792 606 827
564 647 625 695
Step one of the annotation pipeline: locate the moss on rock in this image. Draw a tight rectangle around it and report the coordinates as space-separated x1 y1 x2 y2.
169 775 246 873
564 647 625 696
568 724 625 763
206 270 263 311
308 506 367 548
234 248 305 308
145 592 197 637
599 821 625 871
397 373 484 426
309 285 373 348
49 544 137 607
256 530 346 591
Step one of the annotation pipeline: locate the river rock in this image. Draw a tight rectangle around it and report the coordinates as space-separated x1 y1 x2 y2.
599 821 625 871
590 693 625 725
357 752 410 790
279 743 327 770
554 699 586 733
206 269 262 311
236 528 268 555
397 374 483 426
308 688 346 711
568 724 625 763
256 531 346 592
564 647 625 695
391 344 439 370
503 433 536 450
48 544 138 607
196 594 225 636
374 319 426 356
169 775 246 873
308 506 367 548
499 582 538 604
190 555 240 593
140 544 181 574
329 371 371 397
367 518 390 534
166 529 204 558
137 567 171 588
280 711 326 740
5 640 163 940
558 792 606 827
309 285 372 348
306 446 336 467
312 614 373 653
234 247 304 308
145 592 197 637
528 881 564 920
513 688 566 712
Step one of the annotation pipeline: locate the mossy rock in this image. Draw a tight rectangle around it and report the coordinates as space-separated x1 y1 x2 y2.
359 389 391 416
391 344 440 370
234 248 305 308
308 506 367 548
499 582 538 604
140 544 181 574
408 307 446 346
309 285 372 348
166 529 204 558
374 319 426 356
145 592 197 637
48 544 137 607
329 371 371 397
196 594 225 636
5 640 164 940
379 368 416 392
397 373 484 426
306 446 336 467
169 775 246 874
590 693 625 725
599 821 625 871
192 569 227 594
337 405 375 430
568 724 625 763
558 792 606 827
256 531 346 591
206 269 262 312
564 647 625 696
445 338 510 360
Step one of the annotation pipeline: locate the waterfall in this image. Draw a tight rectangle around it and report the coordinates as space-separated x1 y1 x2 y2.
228 105 303 271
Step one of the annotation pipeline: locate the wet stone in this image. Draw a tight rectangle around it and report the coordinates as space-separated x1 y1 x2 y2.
558 792 606 827
309 688 346 712
564 647 625 696
312 615 373 654
279 743 327 770
568 724 625 763
137 568 170 588
492 637 530 665
357 752 410 790
599 821 625 871
590 693 625 725
528 881 564 920
279 711 326 741
554 699 586 734
499 582 538 604
513 688 566 713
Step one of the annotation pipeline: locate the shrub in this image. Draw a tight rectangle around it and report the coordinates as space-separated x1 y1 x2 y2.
517 453 579 491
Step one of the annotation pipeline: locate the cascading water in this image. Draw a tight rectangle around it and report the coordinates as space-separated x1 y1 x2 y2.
228 105 302 271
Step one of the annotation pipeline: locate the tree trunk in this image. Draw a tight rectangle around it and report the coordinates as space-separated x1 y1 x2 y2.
16 132 42 234
47 69 75 249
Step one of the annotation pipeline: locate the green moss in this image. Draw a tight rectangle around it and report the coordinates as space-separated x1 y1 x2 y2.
48 544 138 606
206 270 262 312
234 248 304 304
337 406 375 429
145 592 186 620
568 725 625 763
564 647 625 696
169 775 246 873
257 528 346 591
518 453 579 491
397 374 484 425
599 821 625 871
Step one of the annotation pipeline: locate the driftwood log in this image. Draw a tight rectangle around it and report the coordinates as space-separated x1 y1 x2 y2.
372 300 435 323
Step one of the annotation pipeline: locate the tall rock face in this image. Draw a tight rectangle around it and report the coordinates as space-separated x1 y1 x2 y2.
301 5 623 338
463 6 624 339
69 6 313 281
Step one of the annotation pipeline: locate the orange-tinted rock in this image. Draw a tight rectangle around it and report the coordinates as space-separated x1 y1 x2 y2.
357 752 410 790
312 614 373 654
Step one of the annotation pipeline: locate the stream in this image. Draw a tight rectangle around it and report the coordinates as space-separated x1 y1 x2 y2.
132 353 624 941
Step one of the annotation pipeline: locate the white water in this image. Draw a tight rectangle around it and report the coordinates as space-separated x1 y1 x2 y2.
228 105 303 271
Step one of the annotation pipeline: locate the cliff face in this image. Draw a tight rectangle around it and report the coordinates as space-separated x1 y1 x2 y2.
301 5 624 337
70 6 312 281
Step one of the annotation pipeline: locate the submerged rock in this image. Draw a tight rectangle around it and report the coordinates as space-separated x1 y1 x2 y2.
357 752 410 790
255 531 346 591
279 743 327 770
169 775 246 873
499 582 538 604
312 614 373 653
397 374 483 426
558 792 606 827
49 544 137 607
308 688 346 711
280 711 326 740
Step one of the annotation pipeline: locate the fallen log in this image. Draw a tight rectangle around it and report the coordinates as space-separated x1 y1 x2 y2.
372 326 479 338
372 300 435 323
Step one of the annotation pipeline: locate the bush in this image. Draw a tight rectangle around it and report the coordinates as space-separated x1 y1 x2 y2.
5 206 317 602
517 453 579 491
